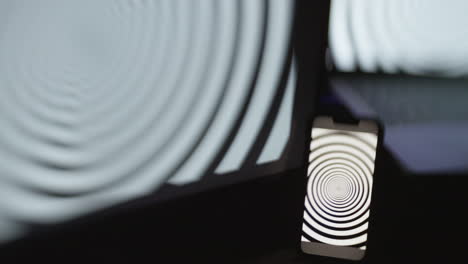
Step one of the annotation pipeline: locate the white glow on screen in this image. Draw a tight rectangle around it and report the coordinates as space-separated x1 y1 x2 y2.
0 0 294 243
329 0 468 77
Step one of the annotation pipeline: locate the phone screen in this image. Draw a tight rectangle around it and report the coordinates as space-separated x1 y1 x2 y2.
301 117 378 260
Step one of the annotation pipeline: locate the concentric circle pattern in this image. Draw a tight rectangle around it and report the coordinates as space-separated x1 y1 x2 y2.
330 0 468 77
0 0 294 243
302 127 377 249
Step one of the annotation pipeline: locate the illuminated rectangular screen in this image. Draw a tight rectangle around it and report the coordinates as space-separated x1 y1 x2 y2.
301 121 378 260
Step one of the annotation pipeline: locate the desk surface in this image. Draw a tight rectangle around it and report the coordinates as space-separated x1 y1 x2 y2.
1 146 467 263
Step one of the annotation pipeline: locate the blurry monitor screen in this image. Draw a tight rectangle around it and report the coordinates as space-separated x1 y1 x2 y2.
0 0 327 244
327 0 468 175
329 0 468 77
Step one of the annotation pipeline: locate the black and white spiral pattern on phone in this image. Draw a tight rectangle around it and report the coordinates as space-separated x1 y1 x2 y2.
301 128 377 249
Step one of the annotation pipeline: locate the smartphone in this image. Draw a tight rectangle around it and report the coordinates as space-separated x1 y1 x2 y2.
301 116 379 260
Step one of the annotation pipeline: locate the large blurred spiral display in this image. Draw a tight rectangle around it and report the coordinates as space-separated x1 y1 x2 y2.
329 0 468 77
0 0 295 243
302 127 377 249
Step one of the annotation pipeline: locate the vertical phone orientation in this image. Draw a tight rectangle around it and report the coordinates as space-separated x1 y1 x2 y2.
301 117 379 260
